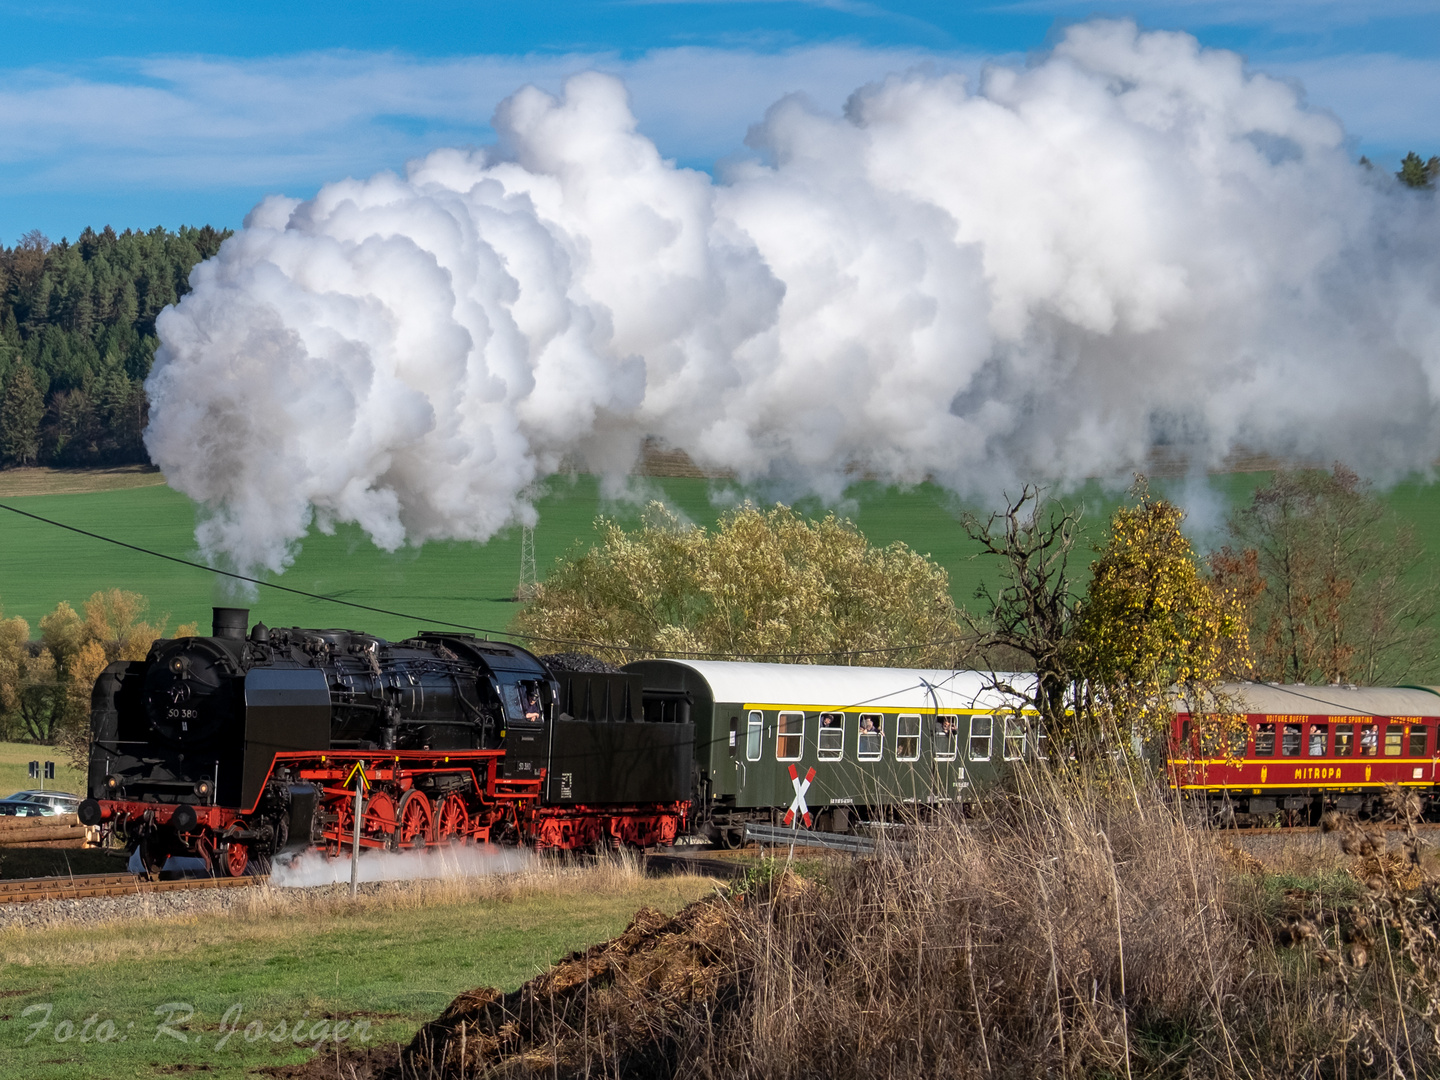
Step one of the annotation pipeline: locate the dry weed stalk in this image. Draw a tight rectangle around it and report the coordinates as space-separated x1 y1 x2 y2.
382 773 1440 1080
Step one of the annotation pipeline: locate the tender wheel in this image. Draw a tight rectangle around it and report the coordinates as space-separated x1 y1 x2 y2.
434 793 469 844
396 790 433 850
721 827 743 850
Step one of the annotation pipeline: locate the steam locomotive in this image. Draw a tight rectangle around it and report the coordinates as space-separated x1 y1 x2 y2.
79 608 692 874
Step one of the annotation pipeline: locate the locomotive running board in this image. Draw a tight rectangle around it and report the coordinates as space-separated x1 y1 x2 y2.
743 823 877 854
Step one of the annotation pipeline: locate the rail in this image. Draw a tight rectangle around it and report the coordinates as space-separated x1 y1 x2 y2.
743 823 877 853
0 872 267 905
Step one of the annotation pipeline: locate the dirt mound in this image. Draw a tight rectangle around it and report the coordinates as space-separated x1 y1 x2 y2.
393 898 742 1078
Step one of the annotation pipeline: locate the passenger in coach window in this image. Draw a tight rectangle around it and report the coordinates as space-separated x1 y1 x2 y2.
1361 725 1378 756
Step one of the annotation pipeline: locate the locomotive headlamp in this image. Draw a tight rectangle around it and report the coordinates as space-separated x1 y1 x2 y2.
193 779 213 801
103 774 119 792
168 656 186 675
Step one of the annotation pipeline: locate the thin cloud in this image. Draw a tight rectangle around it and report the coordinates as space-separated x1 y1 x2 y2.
0 45 978 194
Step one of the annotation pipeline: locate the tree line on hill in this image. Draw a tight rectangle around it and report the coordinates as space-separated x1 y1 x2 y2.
0 225 230 469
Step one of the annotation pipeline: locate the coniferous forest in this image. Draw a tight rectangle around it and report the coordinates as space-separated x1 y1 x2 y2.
0 225 230 468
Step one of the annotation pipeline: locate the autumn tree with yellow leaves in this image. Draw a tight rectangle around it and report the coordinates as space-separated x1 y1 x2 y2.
0 590 192 766
1071 483 1251 756
966 481 1250 761
512 503 967 667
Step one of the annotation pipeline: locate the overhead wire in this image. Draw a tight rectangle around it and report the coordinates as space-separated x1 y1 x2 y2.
0 500 972 664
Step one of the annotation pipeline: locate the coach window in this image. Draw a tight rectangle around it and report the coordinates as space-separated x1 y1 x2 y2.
1335 724 1354 756
1281 724 1301 757
858 714 884 761
896 714 921 761
1360 724 1379 756
1411 726 1429 757
818 713 845 761
1003 717 1025 761
1254 723 1275 757
969 716 993 762
746 711 763 762
777 712 805 761
1385 725 1404 757
1031 720 1049 761
1308 724 1328 756
934 715 958 761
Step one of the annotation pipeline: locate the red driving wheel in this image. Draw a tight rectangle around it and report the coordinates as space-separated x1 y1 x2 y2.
396 790 433 849
363 791 398 849
435 793 469 843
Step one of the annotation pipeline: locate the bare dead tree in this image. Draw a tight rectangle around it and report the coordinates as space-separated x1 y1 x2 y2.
961 486 1084 749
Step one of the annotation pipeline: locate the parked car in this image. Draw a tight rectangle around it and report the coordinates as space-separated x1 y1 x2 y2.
0 791 81 817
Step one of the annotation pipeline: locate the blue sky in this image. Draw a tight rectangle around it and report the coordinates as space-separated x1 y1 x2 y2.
1 0 1437 243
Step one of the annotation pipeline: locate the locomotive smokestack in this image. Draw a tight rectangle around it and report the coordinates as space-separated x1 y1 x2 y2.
212 607 249 641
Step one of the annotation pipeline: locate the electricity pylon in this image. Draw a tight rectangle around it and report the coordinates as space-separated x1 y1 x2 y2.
516 523 538 602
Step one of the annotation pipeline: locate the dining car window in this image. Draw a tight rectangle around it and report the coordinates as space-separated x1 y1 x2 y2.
1385 726 1404 757
933 715 958 761
1360 724 1379 757
1335 724 1354 756
746 711 763 762
818 713 845 761
1254 724 1275 757
969 716 992 762
858 714 884 761
1411 726 1430 757
1281 724 1301 757
1307 725 1328 756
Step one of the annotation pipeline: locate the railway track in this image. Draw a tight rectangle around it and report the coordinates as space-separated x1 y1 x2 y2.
0 872 267 905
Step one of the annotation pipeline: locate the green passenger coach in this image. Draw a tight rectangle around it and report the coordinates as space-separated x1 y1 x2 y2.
624 660 1042 847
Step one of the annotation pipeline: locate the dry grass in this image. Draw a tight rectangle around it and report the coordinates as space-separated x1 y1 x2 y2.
1 852 713 968
388 773 1440 1080
0 464 164 497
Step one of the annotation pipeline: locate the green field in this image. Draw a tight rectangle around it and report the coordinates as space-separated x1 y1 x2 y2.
0 868 716 1080
0 471 1438 674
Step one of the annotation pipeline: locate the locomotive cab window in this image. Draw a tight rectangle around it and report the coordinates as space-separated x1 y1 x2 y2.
1385 726 1404 757
895 714 920 761
746 711 763 762
1003 717 1025 761
969 716 993 762
1411 726 1429 756
1254 723 1275 757
1360 724 1379 756
857 714 883 761
1308 724 1328 756
777 712 804 761
1281 724 1301 757
1335 724 1354 756
500 684 528 723
817 713 845 761
934 715 958 761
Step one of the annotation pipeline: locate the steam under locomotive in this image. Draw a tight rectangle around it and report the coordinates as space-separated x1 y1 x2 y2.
79 607 692 875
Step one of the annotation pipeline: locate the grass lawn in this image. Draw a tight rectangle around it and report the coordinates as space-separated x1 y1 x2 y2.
0 866 719 1080
0 469 1437 676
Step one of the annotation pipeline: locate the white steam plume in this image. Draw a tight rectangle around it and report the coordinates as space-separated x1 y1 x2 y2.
146 21 1440 575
